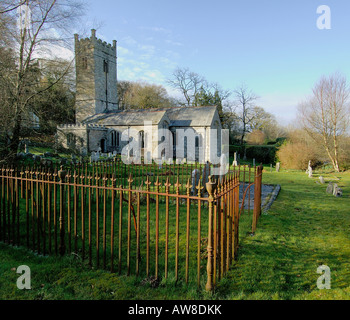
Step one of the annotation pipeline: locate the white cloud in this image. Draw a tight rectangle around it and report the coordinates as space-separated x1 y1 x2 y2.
259 92 306 125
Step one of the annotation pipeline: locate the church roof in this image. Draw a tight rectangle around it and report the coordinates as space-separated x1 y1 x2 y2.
166 106 219 127
83 106 219 127
83 109 168 126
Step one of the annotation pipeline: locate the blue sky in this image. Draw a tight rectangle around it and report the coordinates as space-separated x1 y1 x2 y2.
81 0 350 124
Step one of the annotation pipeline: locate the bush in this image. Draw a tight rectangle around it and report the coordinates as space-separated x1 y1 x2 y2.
245 145 277 164
276 141 319 170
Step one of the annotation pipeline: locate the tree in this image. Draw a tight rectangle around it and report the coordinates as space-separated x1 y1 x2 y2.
167 67 206 106
246 130 266 145
298 73 350 172
0 0 84 159
30 60 75 133
117 80 132 110
249 106 276 131
117 81 175 110
232 84 259 145
194 83 231 122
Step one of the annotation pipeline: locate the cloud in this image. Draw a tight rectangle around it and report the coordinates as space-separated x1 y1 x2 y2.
259 92 305 125
165 39 183 47
139 26 172 34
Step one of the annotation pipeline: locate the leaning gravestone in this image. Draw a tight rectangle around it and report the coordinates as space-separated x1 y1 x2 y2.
319 176 325 184
191 169 200 196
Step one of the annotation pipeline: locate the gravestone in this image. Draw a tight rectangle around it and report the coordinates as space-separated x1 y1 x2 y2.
270 164 273 172
232 152 238 167
326 183 333 194
253 158 256 167
307 160 313 178
202 161 210 191
276 162 280 172
332 183 339 196
24 143 29 154
319 176 325 184
335 187 343 198
308 166 313 178
326 182 343 197
191 169 200 196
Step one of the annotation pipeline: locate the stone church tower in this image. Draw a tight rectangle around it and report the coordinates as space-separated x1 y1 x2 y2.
74 29 118 123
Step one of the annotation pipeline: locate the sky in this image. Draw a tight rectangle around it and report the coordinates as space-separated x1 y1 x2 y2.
74 0 350 125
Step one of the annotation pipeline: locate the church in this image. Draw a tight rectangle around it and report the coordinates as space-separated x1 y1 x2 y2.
57 30 223 163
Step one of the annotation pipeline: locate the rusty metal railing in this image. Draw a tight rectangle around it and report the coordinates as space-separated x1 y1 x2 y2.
0 163 263 291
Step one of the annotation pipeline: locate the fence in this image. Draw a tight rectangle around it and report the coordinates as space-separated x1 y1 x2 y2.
0 164 263 291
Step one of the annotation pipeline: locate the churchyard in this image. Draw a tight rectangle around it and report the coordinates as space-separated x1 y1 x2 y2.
0 145 349 300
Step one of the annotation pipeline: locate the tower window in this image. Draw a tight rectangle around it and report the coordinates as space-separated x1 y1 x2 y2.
103 60 109 73
82 57 88 69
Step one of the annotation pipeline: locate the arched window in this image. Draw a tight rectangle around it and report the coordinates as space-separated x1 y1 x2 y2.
116 132 120 147
139 131 145 149
103 60 109 73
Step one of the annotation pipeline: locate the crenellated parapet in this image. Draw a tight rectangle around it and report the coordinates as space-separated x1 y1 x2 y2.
74 29 117 56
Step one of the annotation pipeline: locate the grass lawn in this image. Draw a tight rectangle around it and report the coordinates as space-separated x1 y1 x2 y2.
0 166 350 300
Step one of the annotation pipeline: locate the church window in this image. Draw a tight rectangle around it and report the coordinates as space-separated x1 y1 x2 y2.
195 136 199 148
116 132 120 147
140 131 145 149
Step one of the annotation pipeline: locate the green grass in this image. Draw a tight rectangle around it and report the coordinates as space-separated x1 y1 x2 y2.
1 166 350 300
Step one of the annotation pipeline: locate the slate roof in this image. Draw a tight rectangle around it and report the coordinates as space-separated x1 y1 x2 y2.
83 109 168 126
83 106 219 127
166 106 218 127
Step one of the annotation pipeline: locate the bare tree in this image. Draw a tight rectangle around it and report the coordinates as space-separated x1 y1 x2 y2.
0 0 85 159
0 1 27 14
232 84 259 145
298 73 350 172
167 67 206 106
